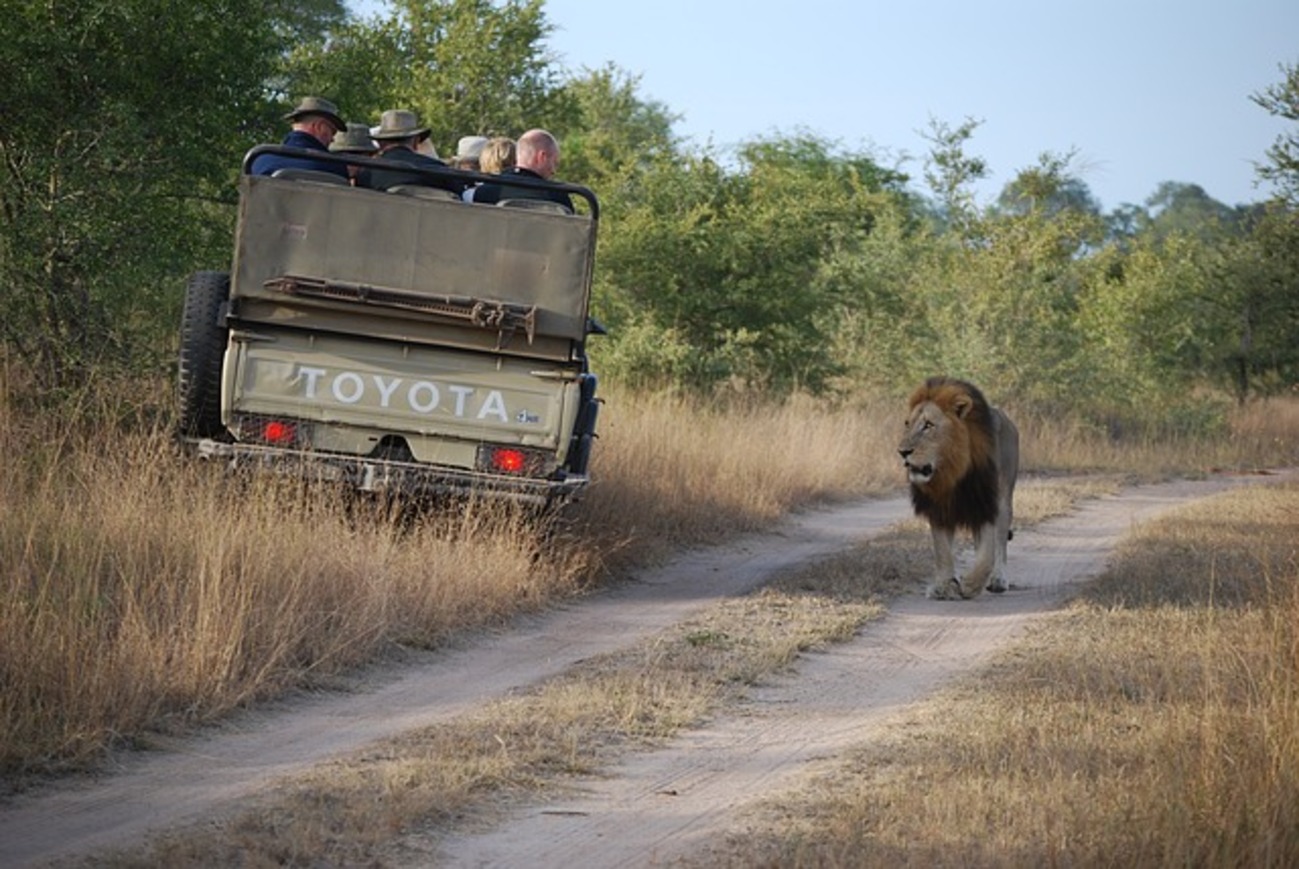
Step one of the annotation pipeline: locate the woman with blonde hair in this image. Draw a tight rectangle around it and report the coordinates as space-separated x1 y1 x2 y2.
463 136 518 202
479 136 516 174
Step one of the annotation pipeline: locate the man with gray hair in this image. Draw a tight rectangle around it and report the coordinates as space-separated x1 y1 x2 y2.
465 128 574 211
250 96 348 179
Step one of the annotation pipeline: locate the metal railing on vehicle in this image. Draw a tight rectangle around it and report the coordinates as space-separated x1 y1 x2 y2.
269 167 349 185
242 144 600 219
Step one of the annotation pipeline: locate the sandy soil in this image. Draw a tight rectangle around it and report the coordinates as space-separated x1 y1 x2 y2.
0 472 1285 867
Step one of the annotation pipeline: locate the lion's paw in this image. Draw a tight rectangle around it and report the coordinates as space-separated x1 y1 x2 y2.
986 577 1008 594
928 577 964 600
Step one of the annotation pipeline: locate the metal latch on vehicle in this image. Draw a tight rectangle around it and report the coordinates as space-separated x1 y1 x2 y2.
264 275 538 346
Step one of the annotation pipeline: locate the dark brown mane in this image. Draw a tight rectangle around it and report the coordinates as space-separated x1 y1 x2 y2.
908 377 1000 532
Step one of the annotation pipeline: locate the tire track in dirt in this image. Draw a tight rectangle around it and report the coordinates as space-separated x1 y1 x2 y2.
429 473 1291 868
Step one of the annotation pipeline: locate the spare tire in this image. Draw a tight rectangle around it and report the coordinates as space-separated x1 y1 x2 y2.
565 373 600 476
177 271 230 438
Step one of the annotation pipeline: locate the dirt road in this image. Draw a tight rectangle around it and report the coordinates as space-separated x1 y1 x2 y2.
0 473 1283 867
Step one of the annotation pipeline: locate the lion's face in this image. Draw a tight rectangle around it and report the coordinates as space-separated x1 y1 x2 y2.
897 398 973 489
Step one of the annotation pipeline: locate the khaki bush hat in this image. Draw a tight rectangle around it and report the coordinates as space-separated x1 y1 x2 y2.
330 123 378 154
455 135 489 161
283 96 344 132
372 109 430 141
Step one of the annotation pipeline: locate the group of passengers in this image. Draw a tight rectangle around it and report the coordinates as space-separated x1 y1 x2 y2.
248 96 574 212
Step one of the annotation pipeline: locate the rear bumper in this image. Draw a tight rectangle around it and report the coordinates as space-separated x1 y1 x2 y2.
187 438 587 506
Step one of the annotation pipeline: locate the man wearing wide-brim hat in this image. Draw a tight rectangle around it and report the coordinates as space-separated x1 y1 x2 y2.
330 122 378 155
250 96 350 180
329 123 378 184
357 109 466 196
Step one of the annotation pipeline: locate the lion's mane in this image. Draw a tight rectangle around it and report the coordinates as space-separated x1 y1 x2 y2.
906 377 1000 532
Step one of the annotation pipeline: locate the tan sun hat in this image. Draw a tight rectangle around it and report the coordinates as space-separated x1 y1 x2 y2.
329 123 378 154
371 109 430 141
283 96 344 132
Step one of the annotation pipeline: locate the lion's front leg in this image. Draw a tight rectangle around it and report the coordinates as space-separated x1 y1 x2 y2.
926 524 963 599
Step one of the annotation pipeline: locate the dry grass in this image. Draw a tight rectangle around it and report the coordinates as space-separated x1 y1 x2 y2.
1020 397 1299 477
0 382 898 777
716 481 1299 868
0 414 583 775
571 390 902 566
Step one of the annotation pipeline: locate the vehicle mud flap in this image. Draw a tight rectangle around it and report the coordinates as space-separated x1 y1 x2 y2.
177 271 231 438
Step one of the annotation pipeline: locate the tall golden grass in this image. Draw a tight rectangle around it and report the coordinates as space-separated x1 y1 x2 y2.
572 390 902 565
1011 396 1299 476
1 366 1296 778
0 397 586 774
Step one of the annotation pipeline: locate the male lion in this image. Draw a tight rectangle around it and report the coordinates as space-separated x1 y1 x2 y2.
897 377 1019 600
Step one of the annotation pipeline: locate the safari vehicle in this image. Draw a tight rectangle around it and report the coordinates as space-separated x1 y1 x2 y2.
176 144 602 507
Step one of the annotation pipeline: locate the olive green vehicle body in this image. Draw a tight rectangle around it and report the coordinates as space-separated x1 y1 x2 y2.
178 148 602 506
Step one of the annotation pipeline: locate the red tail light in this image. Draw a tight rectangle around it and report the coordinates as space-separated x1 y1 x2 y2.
262 420 296 445
235 415 304 447
492 448 527 473
476 445 548 477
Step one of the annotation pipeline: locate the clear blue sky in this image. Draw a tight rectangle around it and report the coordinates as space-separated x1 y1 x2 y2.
349 0 1297 211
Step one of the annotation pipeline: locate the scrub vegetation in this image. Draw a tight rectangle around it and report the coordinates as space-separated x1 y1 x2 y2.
2 1 1298 864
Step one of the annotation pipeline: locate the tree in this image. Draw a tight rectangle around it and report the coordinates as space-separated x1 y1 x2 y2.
554 63 680 191
1077 198 1299 412
1105 202 1150 242
0 1 288 389
592 134 905 394
995 150 1101 221
1143 181 1241 241
920 116 988 237
277 0 349 42
1217 213 1299 400
1251 60 1299 205
1077 232 1223 414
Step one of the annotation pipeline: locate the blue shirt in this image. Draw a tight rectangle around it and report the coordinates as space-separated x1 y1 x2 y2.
249 130 348 179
